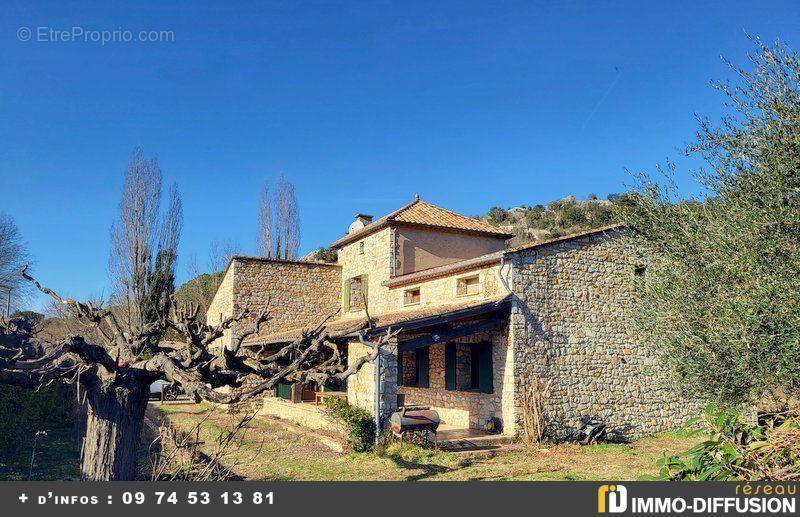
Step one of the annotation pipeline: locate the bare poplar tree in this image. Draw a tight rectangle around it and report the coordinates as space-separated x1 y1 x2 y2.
109 148 183 336
208 238 239 273
257 176 300 259
257 183 273 257
0 213 30 314
275 177 300 259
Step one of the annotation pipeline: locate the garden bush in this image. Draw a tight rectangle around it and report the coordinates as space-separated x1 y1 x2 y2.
324 398 375 452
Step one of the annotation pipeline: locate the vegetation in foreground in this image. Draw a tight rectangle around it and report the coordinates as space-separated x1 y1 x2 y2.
618 40 800 408
660 405 800 481
150 403 702 481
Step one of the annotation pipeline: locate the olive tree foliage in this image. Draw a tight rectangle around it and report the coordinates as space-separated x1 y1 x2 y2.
618 40 800 406
258 176 300 260
109 147 183 337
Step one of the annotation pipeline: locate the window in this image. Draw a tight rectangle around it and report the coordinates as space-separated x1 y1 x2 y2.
445 342 493 394
343 275 367 312
456 275 480 296
403 288 420 306
397 346 429 388
358 241 365 255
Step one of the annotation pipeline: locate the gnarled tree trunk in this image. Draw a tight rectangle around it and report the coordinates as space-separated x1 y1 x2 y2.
80 380 150 481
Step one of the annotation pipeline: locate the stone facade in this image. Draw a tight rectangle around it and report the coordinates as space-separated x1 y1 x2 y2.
207 264 236 350
206 257 342 350
338 228 394 317
211 200 698 442
386 263 505 311
508 230 702 440
346 339 398 422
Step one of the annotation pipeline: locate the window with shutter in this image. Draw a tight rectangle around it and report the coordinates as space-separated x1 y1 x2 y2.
275 382 292 400
477 342 494 394
347 275 368 312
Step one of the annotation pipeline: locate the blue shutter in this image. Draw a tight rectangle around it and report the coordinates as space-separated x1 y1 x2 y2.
417 346 430 388
445 343 456 391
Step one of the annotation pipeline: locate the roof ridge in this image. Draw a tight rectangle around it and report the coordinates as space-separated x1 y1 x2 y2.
383 196 421 221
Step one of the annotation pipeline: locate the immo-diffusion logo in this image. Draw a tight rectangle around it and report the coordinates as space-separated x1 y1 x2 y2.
598 484 628 513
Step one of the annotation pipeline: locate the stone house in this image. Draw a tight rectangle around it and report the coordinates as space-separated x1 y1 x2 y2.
207 196 699 439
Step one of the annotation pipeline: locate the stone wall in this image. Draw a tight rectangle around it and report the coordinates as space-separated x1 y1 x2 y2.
338 228 393 317
346 339 398 423
206 264 235 351
230 258 342 341
509 230 702 440
386 263 505 311
257 396 338 432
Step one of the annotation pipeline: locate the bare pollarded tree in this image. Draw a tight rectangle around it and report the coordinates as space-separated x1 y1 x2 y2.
110 147 183 336
0 213 30 315
0 268 394 480
257 176 300 260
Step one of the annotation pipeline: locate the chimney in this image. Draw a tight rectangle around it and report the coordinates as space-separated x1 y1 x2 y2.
348 214 374 234
355 214 373 225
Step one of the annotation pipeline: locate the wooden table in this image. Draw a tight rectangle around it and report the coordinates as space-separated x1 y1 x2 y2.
314 391 347 405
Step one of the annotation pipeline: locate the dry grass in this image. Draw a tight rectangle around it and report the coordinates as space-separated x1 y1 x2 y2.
149 402 702 481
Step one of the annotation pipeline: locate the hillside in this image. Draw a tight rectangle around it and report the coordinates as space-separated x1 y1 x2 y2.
476 193 629 248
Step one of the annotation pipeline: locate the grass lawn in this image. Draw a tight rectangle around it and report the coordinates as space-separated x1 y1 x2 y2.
150 402 702 481
0 423 81 480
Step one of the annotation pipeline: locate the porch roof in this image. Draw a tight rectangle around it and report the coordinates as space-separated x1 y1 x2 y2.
243 294 511 346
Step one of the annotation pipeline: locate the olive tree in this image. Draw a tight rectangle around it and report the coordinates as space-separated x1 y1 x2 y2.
618 40 800 406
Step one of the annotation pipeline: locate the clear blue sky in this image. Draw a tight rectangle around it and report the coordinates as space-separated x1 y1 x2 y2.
2 1 798 310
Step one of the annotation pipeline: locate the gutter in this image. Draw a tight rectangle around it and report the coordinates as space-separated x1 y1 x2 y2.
382 251 503 288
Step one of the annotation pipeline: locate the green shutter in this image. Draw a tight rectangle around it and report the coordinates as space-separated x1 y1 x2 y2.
397 350 404 387
417 346 430 388
343 280 350 312
276 382 292 400
445 343 456 391
478 342 494 394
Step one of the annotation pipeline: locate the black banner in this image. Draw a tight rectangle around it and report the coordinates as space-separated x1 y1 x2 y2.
1 481 798 517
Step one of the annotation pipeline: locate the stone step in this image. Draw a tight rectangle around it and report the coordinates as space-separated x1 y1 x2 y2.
435 433 514 452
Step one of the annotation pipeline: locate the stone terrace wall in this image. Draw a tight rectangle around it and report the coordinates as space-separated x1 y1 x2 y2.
509 230 702 440
231 258 342 341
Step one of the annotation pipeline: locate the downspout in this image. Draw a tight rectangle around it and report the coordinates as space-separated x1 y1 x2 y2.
498 254 513 296
374 343 381 444
358 333 382 444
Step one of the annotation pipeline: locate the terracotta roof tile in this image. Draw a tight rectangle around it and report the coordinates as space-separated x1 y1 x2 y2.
243 295 510 345
330 198 512 248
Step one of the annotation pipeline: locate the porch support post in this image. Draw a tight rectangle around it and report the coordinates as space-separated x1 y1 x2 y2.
374 346 381 443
